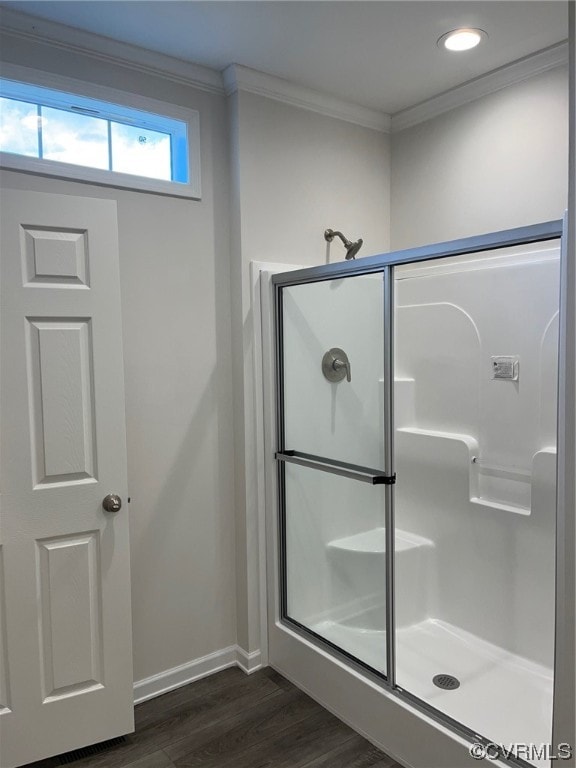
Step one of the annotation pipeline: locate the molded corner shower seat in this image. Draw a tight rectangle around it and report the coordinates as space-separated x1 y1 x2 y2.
327 527 433 629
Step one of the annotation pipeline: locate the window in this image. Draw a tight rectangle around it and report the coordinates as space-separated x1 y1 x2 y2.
0 69 200 198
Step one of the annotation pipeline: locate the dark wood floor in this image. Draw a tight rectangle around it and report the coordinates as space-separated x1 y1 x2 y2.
24 667 400 768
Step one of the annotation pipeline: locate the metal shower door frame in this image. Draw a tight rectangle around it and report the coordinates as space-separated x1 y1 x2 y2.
272 218 565 768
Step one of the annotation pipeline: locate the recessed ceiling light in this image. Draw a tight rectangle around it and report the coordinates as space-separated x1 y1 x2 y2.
438 28 487 52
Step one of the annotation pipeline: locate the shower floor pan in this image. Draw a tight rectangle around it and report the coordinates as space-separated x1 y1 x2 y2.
311 616 553 767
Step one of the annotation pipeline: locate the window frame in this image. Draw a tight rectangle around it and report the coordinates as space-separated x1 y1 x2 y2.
0 63 201 199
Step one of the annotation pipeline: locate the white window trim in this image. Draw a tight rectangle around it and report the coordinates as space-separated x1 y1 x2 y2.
0 63 201 199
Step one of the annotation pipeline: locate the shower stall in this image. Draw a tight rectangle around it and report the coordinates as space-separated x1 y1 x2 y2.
265 221 568 768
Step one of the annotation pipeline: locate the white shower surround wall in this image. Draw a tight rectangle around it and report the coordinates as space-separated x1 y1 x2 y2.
393 245 560 763
277 241 560 765
394 243 560 669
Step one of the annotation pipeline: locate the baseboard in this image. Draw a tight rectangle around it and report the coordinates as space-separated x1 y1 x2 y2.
235 646 262 674
133 645 262 704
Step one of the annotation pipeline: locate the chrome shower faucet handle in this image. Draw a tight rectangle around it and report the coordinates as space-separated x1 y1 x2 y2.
322 348 351 383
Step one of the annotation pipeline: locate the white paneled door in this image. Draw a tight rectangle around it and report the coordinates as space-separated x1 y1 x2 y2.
0 191 134 767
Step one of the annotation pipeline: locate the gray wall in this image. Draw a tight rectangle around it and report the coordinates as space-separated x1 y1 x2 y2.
0 28 392 680
0 33 237 684
391 66 569 249
0 20 571 696
229 89 391 652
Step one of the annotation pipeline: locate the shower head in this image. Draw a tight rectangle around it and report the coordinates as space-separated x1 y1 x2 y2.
324 228 363 260
345 238 363 260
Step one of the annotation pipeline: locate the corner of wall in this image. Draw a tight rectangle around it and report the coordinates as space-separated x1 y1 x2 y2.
389 65 569 250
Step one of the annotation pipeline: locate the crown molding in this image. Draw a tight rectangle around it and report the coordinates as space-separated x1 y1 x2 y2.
391 41 569 133
224 64 391 134
0 8 567 134
0 7 224 96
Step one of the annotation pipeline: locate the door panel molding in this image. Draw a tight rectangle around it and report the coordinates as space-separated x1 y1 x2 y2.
36 532 104 702
21 227 90 288
26 318 98 487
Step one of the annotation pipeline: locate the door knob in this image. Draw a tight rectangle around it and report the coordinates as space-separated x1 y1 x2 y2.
102 494 122 513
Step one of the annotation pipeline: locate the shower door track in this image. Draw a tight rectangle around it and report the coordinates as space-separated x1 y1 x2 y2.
272 218 566 768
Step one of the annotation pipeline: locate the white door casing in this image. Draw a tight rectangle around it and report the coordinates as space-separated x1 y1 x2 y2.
0 190 134 767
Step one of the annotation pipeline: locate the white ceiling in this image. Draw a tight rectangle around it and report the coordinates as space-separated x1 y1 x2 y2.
0 1 569 114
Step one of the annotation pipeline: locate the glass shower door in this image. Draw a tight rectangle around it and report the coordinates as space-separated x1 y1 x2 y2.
393 240 561 766
276 272 392 675
270 222 563 768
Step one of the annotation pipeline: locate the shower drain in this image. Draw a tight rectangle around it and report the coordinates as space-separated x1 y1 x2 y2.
432 674 460 690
